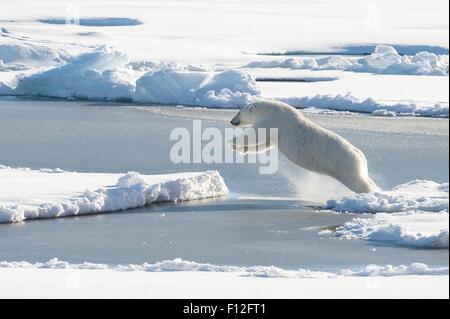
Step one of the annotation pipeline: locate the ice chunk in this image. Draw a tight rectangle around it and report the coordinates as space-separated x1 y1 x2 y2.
334 212 449 249
245 45 449 76
279 94 449 118
198 69 260 96
324 180 449 249
0 41 69 67
15 46 136 101
325 180 449 214
0 258 447 278
135 68 260 107
340 262 449 276
135 70 208 105
0 166 229 223
13 45 260 106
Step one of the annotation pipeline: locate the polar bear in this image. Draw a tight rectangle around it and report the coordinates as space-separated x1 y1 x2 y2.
230 100 379 194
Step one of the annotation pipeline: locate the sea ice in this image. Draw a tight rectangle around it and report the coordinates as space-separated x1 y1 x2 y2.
279 94 449 118
334 212 449 248
0 166 229 223
325 180 449 248
325 180 449 213
0 258 447 278
135 68 260 107
14 46 260 106
15 46 136 101
245 45 449 76
0 41 69 68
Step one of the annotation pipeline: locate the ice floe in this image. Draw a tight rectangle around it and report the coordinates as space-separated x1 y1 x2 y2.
324 180 449 248
0 166 229 223
0 41 69 69
15 46 136 101
2 42 448 116
135 68 260 107
245 45 449 76
326 180 449 214
279 94 449 118
0 258 447 278
14 46 261 107
334 212 449 249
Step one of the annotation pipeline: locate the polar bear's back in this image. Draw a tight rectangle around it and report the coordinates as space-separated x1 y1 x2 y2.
275 108 368 179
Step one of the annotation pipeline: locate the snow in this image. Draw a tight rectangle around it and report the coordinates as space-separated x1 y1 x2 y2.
245 45 449 76
11 45 447 114
0 269 447 299
0 40 69 68
0 259 447 298
269 44 449 56
340 262 449 277
0 166 229 223
334 212 449 248
135 68 260 107
279 94 449 118
14 45 261 106
1 1 448 115
324 180 449 248
14 46 136 101
2 0 448 64
326 180 449 214
0 0 447 115
0 258 447 278
7 45 448 115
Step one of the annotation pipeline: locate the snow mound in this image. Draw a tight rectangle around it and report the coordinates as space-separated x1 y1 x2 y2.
246 45 449 76
324 180 449 249
356 45 449 76
15 46 136 101
0 258 447 278
279 94 449 118
340 262 449 276
0 59 28 71
0 166 229 223
39 17 143 27
325 180 449 214
0 41 69 68
134 68 260 107
14 46 260 106
334 212 449 249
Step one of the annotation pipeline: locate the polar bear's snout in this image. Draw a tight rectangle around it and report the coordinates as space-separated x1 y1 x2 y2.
230 115 240 126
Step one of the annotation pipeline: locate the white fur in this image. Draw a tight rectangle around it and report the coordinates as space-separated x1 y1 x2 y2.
230 100 379 193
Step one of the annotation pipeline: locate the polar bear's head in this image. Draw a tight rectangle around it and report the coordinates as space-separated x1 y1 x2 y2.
230 100 293 127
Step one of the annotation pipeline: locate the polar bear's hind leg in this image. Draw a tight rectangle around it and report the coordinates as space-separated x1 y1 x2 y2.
339 167 379 194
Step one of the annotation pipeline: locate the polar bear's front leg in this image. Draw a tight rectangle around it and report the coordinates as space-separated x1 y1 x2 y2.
228 128 273 155
234 140 273 155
